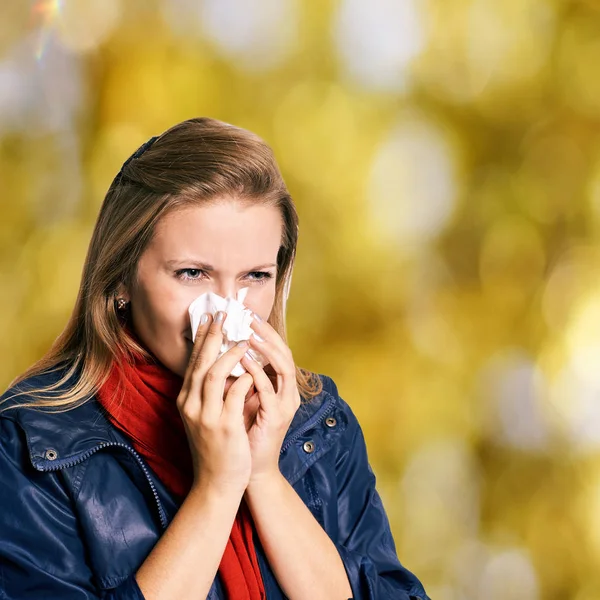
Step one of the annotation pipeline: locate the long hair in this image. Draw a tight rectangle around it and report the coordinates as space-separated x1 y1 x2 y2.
2 117 322 412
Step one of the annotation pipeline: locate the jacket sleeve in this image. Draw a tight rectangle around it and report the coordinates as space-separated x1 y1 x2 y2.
0 416 146 600
320 376 430 600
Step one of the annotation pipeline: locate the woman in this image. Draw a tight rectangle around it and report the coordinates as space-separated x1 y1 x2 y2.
0 118 429 600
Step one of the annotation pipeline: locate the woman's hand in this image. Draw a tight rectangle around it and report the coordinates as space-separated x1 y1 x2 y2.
176 311 255 496
240 314 301 483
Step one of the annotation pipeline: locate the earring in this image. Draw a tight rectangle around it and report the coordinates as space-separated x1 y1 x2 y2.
115 298 129 311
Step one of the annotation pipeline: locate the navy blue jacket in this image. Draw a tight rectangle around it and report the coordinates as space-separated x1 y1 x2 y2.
0 367 429 599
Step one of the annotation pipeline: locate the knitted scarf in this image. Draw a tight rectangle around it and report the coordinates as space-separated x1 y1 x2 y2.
96 348 265 600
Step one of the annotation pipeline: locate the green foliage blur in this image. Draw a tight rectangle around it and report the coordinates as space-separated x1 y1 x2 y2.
2 1 600 598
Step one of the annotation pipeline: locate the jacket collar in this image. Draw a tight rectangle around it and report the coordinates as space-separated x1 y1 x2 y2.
5 368 341 477
9 394 123 471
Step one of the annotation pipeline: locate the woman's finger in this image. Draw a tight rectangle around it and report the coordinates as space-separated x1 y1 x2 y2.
247 332 296 393
201 340 250 421
240 353 275 395
249 314 289 354
179 312 213 403
186 311 227 400
183 313 212 373
223 372 254 420
248 315 299 404
240 353 278 413
249 314 294 370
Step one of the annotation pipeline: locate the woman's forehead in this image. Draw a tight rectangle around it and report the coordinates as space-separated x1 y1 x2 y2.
147 202 283 262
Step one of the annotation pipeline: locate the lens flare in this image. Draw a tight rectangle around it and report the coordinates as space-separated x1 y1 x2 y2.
31 0 63 61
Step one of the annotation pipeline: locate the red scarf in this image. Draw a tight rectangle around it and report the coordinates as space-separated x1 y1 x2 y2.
96 347 265 600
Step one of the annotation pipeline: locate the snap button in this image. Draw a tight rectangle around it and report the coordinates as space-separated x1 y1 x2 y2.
325 417 337 428
303 440 315 454
45 449 58 461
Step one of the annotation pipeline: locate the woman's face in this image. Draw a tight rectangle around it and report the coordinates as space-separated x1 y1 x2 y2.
123 200 282 378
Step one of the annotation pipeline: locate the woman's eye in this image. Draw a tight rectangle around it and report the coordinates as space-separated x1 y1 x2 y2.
247 271 273 284
176 269 204 281
175 269 273 283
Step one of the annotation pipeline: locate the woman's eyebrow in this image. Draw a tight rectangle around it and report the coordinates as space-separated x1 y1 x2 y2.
247 263 277 270
165 259 276 271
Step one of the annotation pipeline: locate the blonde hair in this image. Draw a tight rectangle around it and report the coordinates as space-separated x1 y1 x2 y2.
2 117 322 412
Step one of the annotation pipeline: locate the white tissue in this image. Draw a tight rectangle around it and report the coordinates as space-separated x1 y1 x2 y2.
188 288 265 377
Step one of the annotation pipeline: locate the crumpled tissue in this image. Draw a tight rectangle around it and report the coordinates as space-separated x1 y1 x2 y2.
188 287 265 377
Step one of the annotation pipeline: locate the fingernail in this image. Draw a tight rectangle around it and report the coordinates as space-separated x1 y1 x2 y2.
252 332 264 342
244 350 256 361
200 313 209 325
215 311 224 323
253 312 262 323
238 340 249 348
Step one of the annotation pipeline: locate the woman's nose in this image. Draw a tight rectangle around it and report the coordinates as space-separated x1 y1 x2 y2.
213 283 240 299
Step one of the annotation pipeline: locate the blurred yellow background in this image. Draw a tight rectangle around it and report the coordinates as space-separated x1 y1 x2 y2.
2 1 600 598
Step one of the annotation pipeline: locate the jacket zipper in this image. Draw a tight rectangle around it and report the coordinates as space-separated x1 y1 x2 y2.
37 441 168 530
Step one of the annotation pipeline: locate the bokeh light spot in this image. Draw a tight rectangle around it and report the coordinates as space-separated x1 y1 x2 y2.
368 115 461 252
55 0 122 54
334 0 425 92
